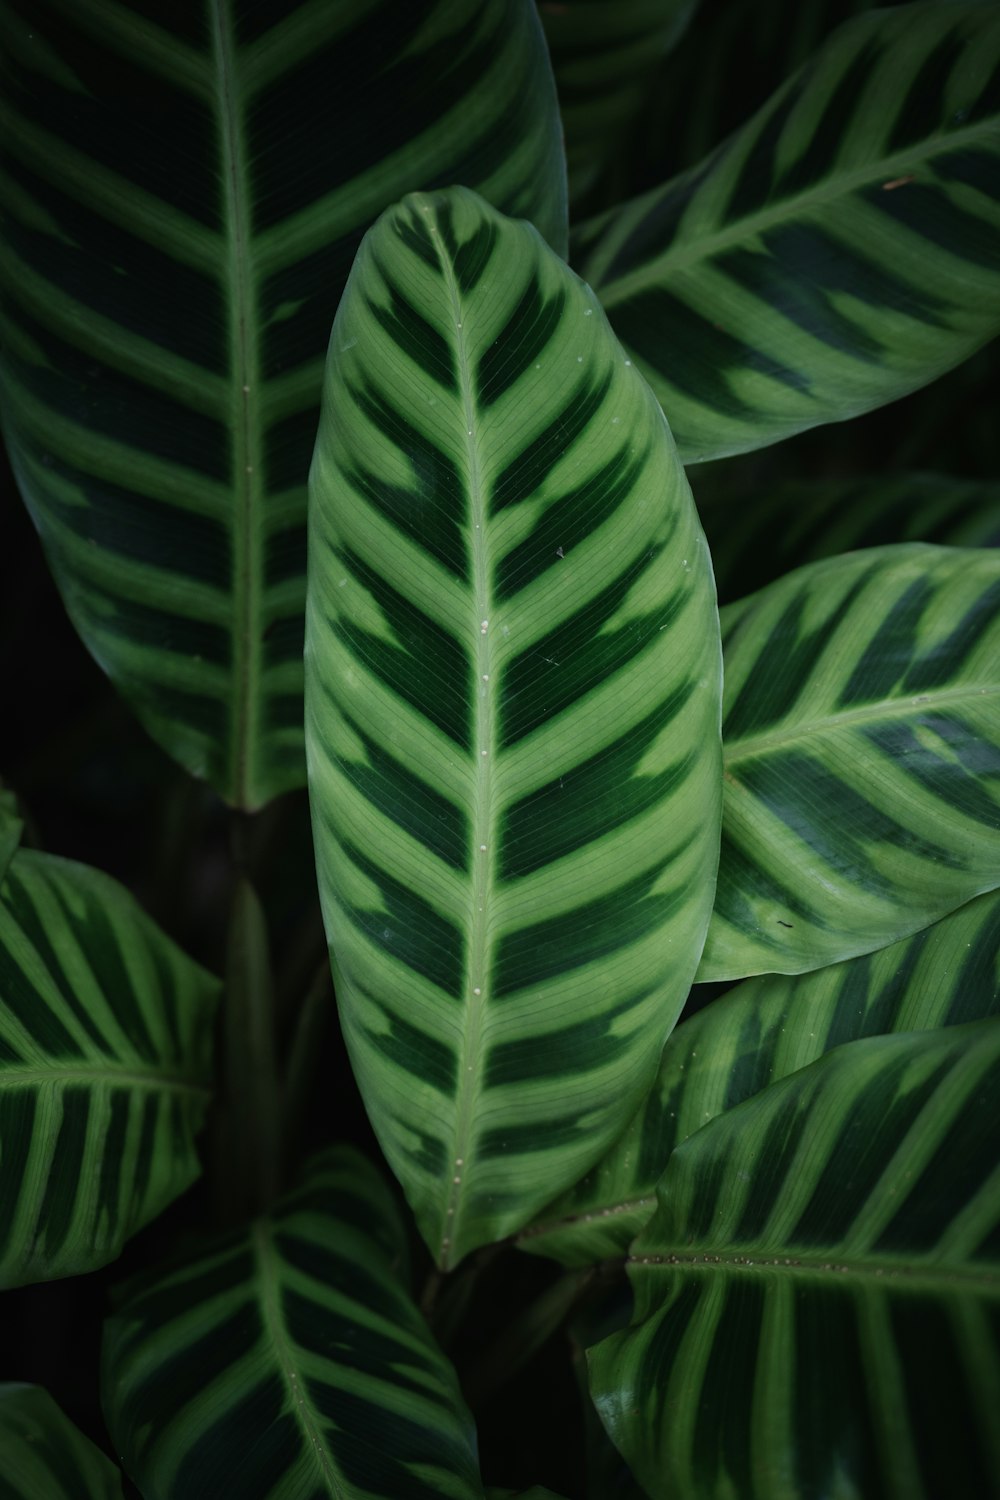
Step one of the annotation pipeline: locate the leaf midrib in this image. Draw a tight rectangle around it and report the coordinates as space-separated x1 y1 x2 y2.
593 116 996 304
252 1219 347 1498
211 0 262 808
631 1246 1000 1293
0 1065 209 1096
724 682 999 767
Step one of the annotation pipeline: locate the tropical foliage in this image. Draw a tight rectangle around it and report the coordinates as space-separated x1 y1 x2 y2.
0 0 998 1496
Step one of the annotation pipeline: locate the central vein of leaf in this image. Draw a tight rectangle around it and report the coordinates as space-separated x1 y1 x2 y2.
212 0 262 808
435 214 492 1270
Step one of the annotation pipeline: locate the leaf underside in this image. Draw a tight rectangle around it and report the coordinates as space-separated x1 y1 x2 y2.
305 187 722 1268
102 1149 484 1500
588 1020 1000 1500
522 885 1000 1265
0 849 218 1288
576 2 1000 461
0 0 566 807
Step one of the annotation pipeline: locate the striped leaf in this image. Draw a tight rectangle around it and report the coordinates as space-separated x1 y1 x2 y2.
698 471 1000 605
588 1019 1000 1500
0 847 218 1288
574 2 1000 461
102 1148 484 1500
539 0 697 206
521 886 1000 1266
305 186 722 1269
0 0 567 809
702 544 1000 980
0 1384 123 1500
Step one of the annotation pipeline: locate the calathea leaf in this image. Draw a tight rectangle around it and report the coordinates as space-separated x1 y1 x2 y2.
0 847 218 1288
0 1384 123 1499
702 544 1000 980
521 886 1000 1266
697 471 1000 606
0 0 566 809
305 186 722 1269
102 1148 484 1500
574 2 1000 461
588 1019 1000 1500
539 0 698 207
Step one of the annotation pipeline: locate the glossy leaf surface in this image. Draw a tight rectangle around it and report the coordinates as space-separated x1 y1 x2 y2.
539 0 696 205
589 1020 1000 1500
0 0 566 807
0 1384 123 1499
102 1149 484 1500
306 187 722 1268
523 886 1000 1265
699 471 1000 605
703 544 1000 979
575 3 1000 460
0 849 218 1288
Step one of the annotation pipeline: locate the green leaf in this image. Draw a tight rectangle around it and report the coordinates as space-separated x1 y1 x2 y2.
305 186 723 1269
574 2 1000 461
539 0 697 206
0 847 218 1288
521 885 1000 1266
0 1384 123 1499
0 0 567 809
588 1019 1000 1500
102 1148 484 1500
0 785 23 882
699 471 1000 605
703 544 1000 980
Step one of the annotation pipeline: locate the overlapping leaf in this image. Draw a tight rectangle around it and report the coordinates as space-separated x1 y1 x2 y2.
589 1020 1000 1500
0 1384 123 1499
699 471 1000 605
701 544 1000 979
0 0 567 807
305 187 722 1268
539 0 697 206
575 2 1000 460
102 1149 484 1500
522 886 1000 1265
0 848 218 1288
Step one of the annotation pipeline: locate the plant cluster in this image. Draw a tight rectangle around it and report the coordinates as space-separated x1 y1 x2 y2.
0 2 998 1497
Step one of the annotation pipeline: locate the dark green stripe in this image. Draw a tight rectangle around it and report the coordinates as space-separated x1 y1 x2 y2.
725 75 808 220
838 576 931 706
307 1385 465 1500
500 683 695 878
337 837 465 999
485 988 652 1087
864 181 999 272
902 576 1000 694
493 849 689 997
888 26 966 152
282 1286 432 1395
500 549 682 747
367 269 456 391
692 1279 763 1496
779 40 883 196
0 1089 37 1262
793 1284 880 1498
494 441 651 601
864 714 1000 829
361 995 457 1097
328 706 468 872
331 544 470 747
34 1085 89 1259
712 827 827 937
172 1379 294 1497
96 1086 131 1237
342 380 469 580
490 368 613 514
476 278 566 407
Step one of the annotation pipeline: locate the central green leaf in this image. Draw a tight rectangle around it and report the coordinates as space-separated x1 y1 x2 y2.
305 187 722 1268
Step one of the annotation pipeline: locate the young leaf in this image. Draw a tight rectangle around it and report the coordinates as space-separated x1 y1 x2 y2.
575 2 1000 460
698 472 1000 605
704 544 1000 979
0 0 567 809
588 1020 1000 1500
0 1384 123 1499
102 1149 484 1500
305 187 723 1269
0 849 218 1288
522 886 1000 1265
